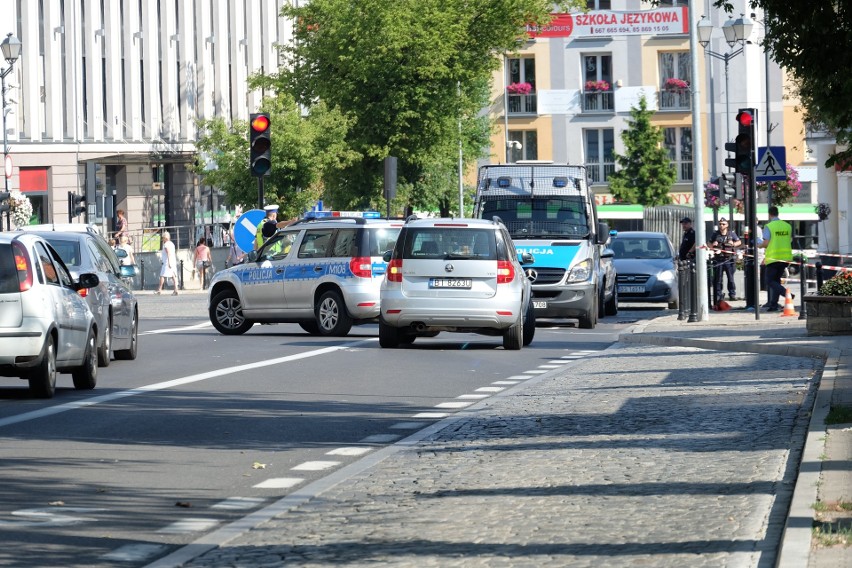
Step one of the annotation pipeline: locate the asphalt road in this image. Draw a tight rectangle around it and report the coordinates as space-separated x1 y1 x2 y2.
0 294 652 567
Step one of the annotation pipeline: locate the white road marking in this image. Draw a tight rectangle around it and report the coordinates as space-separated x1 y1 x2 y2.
359 434 401 443
141 322 213 335
538 365 563 369
389 422 426 429
413 412 449 419
492 381 522 385
475 387 504 393
0 507 105 527
523 369 548 374
434 401 473 409
212 497 267 510
457 394 489 399
506 375 533 381
102 544 169 562
253 478 304 489
326 447 371 456
291 461 340 471
547 360 570 365
156 518 219 534
0 338 378 430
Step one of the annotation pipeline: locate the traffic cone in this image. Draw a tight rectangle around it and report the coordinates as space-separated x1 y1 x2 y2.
781 288 797 317
717 299 732 311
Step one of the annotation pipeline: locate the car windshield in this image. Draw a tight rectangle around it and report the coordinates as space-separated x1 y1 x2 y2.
480 196 589 239
403 228 496 260
611 238 671 260
40 238 82 267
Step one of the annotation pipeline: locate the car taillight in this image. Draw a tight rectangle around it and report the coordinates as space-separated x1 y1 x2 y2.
387 258 402 282
349 257 373 278
497 260 514 284
12 243 33 292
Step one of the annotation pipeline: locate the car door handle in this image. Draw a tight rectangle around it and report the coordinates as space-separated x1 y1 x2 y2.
313 266 323 273
276 268 284 274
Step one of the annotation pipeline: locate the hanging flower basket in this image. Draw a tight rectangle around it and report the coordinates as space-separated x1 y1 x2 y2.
8 191 33 229
704 183 721 210
664 78 690 92
756 162 802 206
816 202 831 221
584 80 610 92
506 82 532 95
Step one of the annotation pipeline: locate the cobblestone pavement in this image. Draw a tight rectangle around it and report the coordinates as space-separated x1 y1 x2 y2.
170 342 820 568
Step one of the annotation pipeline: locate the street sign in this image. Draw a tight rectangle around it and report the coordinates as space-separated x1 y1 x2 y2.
233 209 266 253
755 146 786 182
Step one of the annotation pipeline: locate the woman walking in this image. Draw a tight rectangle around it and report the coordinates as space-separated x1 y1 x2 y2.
156 231 179 295
193 237 213 289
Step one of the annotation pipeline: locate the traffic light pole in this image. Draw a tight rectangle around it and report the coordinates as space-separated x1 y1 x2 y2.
257 177 264 210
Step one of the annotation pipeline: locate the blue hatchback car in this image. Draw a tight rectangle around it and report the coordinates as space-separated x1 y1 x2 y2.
610 231 679 309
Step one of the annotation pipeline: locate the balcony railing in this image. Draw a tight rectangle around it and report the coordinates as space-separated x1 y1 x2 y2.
507 93 537 114
659 89 691 111
586 163 616 184
582 91 614 112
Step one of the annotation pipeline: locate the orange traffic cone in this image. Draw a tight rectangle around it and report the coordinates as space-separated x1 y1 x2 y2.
717 299 732 311
781 288 797 317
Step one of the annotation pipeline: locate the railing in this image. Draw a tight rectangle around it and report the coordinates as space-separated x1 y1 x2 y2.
582 91 614 112
659 89 691 111
507 93 537 114
586 163 616 184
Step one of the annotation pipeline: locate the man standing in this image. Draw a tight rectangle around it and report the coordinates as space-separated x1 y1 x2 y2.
708 217 742 305
678 217 696 261
759 206 793 312
255 204 279 250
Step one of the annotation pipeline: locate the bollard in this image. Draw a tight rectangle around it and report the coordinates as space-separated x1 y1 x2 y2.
178 260 184 290
688 259 698 322
677 261 687 320
816 261 824 291
799 256 807 320
140 258 145 290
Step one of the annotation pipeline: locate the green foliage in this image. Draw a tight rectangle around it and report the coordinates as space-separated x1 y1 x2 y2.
818 271 852 297
713 1 852 168
193 95 359 219
607 96 677 207
253 0 583 214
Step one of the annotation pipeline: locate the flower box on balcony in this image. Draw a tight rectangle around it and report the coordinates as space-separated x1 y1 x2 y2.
664 78 690 92
584 80 610 92
506 82 532 95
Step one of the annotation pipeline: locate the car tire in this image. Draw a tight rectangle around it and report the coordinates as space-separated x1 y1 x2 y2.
97 314 112 367
399 333 416 345
522 298 536 346
378 318 400 348
502 312 523 350
598 285 607 319
72 329 98 390
578 291 598 329
604 285 618 316
115 308 138 360
28 336 57 399
210 290 254 335
315 290 353 336
668 299 679 310
299 321 321 335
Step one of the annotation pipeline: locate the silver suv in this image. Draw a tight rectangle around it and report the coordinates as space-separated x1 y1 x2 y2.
0 233 100 398
379 217 535 350
208 216 402 336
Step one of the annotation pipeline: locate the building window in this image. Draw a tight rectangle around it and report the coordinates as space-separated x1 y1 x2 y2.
586 0 611 9
658 1 689 6
506 57 537 114
508 130 538 162
582 54 614 112
664 127 693 182
585 129 615 184
659 52 692 110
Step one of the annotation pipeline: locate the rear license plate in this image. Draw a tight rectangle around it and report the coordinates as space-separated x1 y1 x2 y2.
533 301 547 309
618 285 645 293
430 278 472 289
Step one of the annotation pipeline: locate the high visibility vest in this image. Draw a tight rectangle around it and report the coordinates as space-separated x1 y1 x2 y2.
765 219 793 264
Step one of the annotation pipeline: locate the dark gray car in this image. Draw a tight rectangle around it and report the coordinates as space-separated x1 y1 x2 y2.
610 231 679 309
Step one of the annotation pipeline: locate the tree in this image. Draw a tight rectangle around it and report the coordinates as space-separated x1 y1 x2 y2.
193 95 359 219
252 0 583 214
712 1 852 167
607 96 677 207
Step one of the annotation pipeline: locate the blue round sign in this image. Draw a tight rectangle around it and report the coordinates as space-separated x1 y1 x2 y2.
233 209 266 254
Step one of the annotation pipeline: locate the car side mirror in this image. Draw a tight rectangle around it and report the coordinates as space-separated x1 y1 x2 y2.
114 247 128 259
520 252 535 265
246 251 258 263
382 250 393 262
596 221 610 245
120 265 137 279
601 248 614 259
76 273 100 290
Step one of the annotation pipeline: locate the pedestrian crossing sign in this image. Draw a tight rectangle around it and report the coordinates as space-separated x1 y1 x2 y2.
755 146 787 182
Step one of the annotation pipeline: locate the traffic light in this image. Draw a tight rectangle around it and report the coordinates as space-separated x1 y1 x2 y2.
724 109 755 176
68 191 85 220
720 173 736 197
0 191 10 214
249 113 272 177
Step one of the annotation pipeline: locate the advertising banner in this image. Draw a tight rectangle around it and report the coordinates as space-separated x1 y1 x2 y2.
527 7 689 39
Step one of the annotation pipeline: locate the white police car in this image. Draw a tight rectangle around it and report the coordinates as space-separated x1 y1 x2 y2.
208 213 402 336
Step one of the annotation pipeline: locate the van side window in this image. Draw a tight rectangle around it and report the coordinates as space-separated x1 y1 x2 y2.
298 229 334 259
332 229 359 257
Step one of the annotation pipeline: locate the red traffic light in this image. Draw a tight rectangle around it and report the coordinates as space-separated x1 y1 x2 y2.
736 111 753 127
251 114 270 132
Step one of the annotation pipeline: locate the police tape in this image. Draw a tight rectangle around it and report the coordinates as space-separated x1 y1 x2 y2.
699 245 852 272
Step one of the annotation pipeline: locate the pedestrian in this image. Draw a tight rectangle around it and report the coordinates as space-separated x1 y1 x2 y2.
678 217 696 261
255 204 279 250
708 217 742 305
114 209 128 241
118 235 135 266
759 206 793 312
156 230 179 295
193 237 213 289
226 227 245 268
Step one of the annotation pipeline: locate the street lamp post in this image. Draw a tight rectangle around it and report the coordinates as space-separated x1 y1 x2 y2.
1 33 22 231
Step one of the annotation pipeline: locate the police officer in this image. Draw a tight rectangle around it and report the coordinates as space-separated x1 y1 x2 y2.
678 217 695 261
709 217 742 305
256 204 279 250
759 206 793 312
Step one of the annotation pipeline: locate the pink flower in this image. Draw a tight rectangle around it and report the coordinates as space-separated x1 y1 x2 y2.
584 80 611 92
664 78 690 91
506 82 532 95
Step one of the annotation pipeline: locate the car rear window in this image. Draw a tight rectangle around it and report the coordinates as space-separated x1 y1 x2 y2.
41 237 82 267
0 244 19 293
367 227 401 257
402 228 496 260
611 238 671 259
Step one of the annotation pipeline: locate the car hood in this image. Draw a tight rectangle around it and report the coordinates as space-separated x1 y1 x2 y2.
612 258 675 273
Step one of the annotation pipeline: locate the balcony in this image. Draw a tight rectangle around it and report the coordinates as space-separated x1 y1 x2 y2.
659 89 691 111
582 91 614 113
507 93 537 115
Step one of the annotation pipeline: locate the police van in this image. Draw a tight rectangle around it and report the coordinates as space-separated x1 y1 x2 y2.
207 212 402 336
473 163 616 329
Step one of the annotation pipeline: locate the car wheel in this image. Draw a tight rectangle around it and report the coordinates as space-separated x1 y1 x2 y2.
598 285 606 319
72 329 98 390
315 290 352 336
668 299 679 310
399 333 416 345
210 290 254 335
378 318 401 348
28 336 57 399
97 314 112 367
115 308 138 360
299 321 321 335
604 285 618 316
578 291 598 329
502 312 523 351
522 298 536 346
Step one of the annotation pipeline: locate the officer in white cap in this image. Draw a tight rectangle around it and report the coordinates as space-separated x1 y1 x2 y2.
256 204 279 249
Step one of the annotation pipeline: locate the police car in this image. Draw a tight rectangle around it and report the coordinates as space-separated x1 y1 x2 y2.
207 213 402 336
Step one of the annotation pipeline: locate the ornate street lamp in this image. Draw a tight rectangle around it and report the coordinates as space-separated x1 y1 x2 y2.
1 33 22 231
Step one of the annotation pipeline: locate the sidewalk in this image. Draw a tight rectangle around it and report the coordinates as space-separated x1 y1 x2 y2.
147 304 850 568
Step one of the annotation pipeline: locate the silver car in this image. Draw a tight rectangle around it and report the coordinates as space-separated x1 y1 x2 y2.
379 217 535 350
0 233 100 398
23 227 140 364
610 231 679 309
